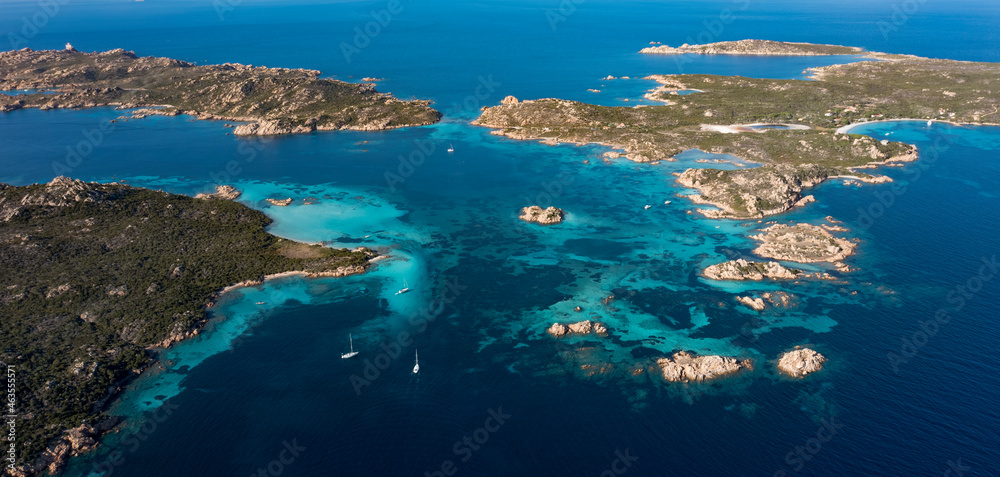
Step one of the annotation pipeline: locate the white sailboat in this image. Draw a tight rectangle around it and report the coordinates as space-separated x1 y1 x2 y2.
341 334 359 359
412 349 420 374
395 278 411 295
927 120 933 126
447 143 455 153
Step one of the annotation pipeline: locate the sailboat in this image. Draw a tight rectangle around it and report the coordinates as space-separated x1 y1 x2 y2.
927 120 933 126
395 278 411 295
447 143 455 153
412 349 420 374
341 334 359 359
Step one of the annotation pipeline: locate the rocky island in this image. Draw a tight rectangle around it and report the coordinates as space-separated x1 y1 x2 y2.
519 205 564 224
546 320 608 337
476 41 1000 219
750 223 856 263
0 177 377 475
0 47 441 134
656 351 753 382
703 259 800 281
777 348 827 377
640 39 864 56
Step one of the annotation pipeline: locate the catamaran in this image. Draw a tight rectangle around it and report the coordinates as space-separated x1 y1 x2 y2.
396 278 411 295
412 349 420 374
341 334 359 359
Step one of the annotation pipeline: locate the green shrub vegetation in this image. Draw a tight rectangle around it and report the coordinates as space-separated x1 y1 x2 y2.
0 179 372 466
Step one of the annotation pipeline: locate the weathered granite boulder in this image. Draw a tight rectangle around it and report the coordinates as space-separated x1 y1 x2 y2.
736 296 766 310
501 95 519 105
703 259 799 280
656 351 752 382
519 205 563 224
777 348 826 377
233 119 304 136
0 177 114 222
546 322 568 337
567 320 593 334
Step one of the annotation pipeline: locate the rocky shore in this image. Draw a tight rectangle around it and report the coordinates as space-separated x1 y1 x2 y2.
0 48 441 135
703 259 799 281
656 351 753 382
519 205 564 224
777 348 826 377
195 184 242 200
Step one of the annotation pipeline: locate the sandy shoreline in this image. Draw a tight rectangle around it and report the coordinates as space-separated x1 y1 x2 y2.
836 118 966 134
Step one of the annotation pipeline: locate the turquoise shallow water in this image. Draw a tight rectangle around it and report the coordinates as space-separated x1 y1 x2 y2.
2 1 1000 476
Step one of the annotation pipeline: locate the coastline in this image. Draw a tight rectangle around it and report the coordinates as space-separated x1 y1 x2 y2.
834 118 999 134
0 48 442 137
0 177 383 476
32 249 382 477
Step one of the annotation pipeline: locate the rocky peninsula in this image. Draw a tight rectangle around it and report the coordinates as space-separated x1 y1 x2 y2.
750 223 856 263
519 205 564 224
777 348 826 377
703 259 799 281
0 177 377 475
656 351 753 382
0 47 441 134
640 39 864 56
194 184 242 200
476 41 1000 219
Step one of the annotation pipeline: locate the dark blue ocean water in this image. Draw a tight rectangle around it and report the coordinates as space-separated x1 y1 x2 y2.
1 1 1000 476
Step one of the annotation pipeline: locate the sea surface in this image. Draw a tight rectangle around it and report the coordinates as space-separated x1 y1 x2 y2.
1 0 1000 475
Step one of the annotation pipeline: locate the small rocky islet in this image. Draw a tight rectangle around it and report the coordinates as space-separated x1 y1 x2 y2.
519 205 564 224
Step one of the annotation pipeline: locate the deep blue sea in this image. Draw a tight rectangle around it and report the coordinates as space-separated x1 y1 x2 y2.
2 0 1000 476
